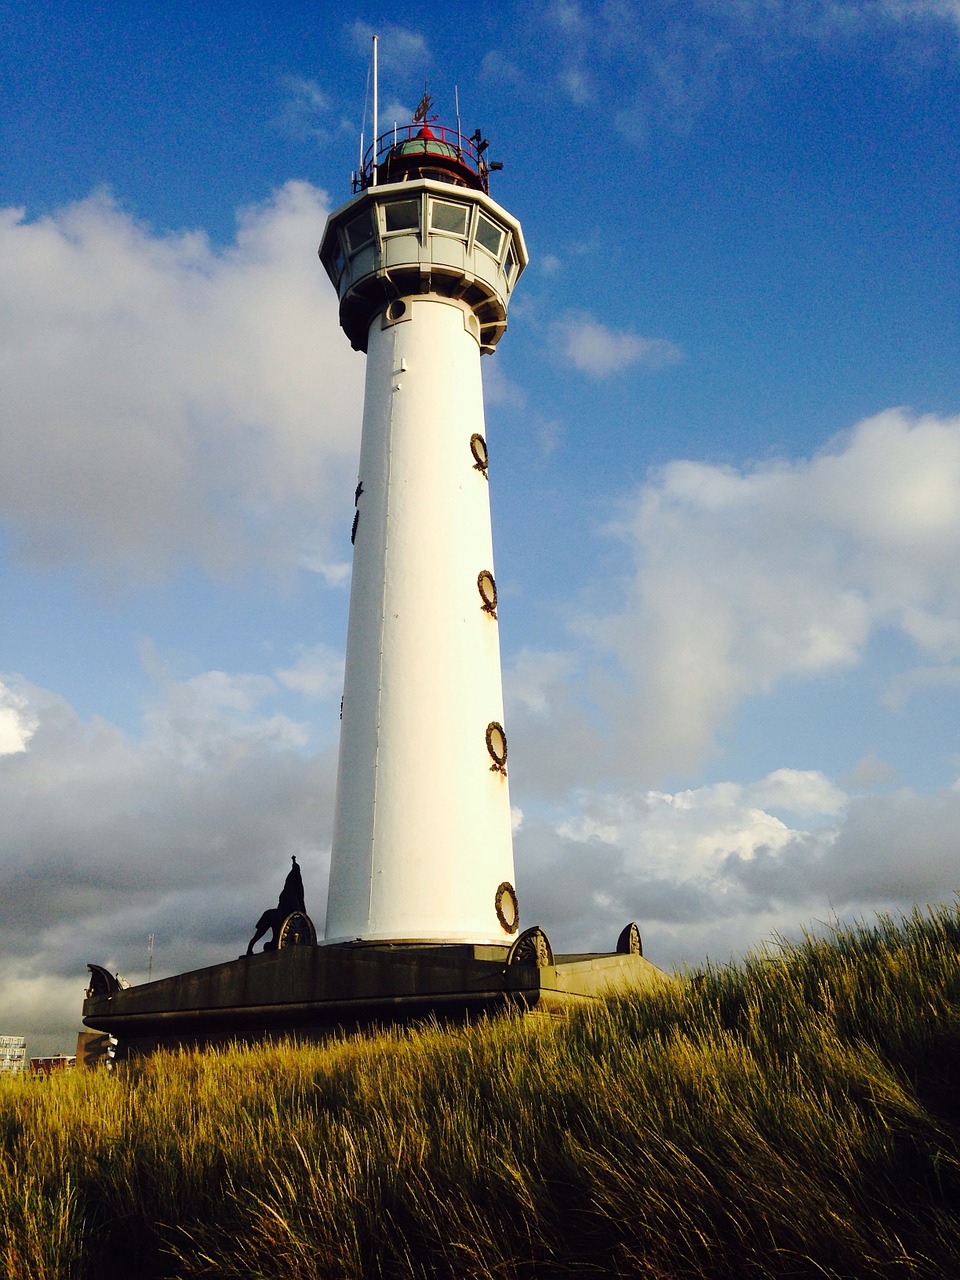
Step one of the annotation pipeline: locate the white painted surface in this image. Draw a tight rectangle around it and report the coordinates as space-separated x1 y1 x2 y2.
325 295 517 943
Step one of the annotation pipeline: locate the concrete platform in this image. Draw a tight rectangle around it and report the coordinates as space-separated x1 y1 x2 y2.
82 935 671 1057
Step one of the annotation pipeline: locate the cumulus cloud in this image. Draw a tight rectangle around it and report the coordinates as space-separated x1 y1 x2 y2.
0 682 37 754
563 408 960 778
0 671 337 1056
517 765 960 967
516 771 830 960
0 183 364 583
554 311 683 376
493 404 960 968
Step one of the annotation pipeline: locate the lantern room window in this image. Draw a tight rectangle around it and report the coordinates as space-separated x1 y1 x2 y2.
344 210 374 254
430 199 469 237
475 213 504 258
383 199 421 234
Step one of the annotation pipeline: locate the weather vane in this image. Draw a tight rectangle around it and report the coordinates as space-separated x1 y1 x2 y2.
413 83 437 124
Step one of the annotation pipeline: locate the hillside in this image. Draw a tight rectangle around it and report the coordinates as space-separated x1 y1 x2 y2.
3 906 960 1278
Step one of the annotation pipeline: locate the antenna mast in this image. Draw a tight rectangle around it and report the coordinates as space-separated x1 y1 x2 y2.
371 35 379 187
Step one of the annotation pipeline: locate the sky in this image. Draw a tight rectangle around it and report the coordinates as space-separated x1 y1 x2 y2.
2 0 960 1057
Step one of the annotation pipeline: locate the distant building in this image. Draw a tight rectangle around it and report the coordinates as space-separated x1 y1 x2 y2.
29 1055 75 1077
0 1036 26 1074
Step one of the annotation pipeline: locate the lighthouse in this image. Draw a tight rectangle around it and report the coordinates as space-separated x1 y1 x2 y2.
318 99 527 945
82 88 669 1058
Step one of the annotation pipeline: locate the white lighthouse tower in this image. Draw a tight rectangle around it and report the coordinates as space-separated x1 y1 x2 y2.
318 96 528 945
81 86 670 1057
80 78 668 1056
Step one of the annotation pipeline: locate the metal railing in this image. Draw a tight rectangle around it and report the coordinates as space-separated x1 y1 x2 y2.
353 123 493 194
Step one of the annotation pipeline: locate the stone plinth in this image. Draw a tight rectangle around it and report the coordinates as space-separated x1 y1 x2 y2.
82 942 671 1057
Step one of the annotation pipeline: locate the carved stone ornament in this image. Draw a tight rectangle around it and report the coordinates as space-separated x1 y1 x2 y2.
507 925 554 968
277 912 318 949
616 921 643 956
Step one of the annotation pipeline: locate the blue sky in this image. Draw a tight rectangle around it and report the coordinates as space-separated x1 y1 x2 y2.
3 0 960 1055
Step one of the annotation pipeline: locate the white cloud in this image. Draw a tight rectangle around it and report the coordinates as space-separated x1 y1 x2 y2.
496 404 960 967
276 76 334 142
481 359 526 409
517 765 960 966
843 751 897 789
742 768 847 818
0 184 363 583
380 100 415 129
516 771 832 960
0 682 37 754
479 50 526 89
535 0 960 145
881 662 960 710
865 0 960 32
276 644 344 699
504 648 578 716
144 670 310 769
562 67 592 104
554 311 683 377
299 552 353 586
571 408 960 777
0 673 335 1056
349 22 430 76
546 0 587 34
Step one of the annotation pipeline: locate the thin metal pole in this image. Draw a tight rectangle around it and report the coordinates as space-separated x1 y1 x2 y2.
371 35 379 186
455 84 462 148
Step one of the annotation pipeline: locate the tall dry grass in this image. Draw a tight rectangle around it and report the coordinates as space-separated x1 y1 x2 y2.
2 905 960 1278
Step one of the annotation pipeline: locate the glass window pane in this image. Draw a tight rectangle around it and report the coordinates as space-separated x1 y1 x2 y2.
430 200 468 236
344 211 374 253
384 199 420 232
476 214 503 257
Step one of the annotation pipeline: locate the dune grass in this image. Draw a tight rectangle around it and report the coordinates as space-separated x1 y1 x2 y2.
3 905 960 1278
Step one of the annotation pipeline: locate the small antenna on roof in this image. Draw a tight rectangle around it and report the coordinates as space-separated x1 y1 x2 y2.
454 84 462 145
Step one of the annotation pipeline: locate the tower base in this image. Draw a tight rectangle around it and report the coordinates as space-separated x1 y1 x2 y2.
82 940 672 1058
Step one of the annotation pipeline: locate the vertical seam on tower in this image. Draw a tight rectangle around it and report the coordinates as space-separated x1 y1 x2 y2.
367 315 398 925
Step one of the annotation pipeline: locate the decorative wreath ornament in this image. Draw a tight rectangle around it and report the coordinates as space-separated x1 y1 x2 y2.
485 721 507 772
477 570 498 617
495 882 519 934
470 433 489 476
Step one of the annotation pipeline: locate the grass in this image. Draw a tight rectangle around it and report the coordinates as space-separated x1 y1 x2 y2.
3 904 960 1278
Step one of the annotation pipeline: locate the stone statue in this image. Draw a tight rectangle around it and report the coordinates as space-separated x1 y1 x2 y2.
246 856 307 955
